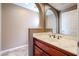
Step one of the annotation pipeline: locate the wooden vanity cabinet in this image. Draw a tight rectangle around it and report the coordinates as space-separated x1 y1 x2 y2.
34 46 49 56
33 38 76 56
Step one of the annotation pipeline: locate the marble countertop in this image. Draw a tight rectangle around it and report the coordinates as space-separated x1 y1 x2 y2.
33 32 77 55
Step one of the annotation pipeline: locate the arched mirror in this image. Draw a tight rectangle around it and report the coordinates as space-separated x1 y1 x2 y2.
45 5 57 33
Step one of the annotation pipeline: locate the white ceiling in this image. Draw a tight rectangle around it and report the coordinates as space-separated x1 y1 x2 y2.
49 3 76 11
14 3 39 13
14 3 76 13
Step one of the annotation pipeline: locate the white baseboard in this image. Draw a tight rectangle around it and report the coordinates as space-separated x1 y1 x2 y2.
0 45 28 55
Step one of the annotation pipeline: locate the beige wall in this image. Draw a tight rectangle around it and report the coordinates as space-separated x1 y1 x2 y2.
39 4 45 28
2 4 39 50
60 9 78 36
0 3 1 51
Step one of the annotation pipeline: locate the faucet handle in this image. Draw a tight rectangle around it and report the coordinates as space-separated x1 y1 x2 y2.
53 35 55 38
57 36 62 39
49 34 56 38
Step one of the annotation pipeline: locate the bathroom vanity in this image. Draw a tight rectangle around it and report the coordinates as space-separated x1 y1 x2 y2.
33 32 77 56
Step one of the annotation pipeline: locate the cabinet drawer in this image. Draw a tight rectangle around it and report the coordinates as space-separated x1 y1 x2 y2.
34 46 49 56
35 40 66 56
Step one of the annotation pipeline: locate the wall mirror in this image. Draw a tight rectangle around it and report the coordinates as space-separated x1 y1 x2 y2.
45 4 78 37
45 4 58 33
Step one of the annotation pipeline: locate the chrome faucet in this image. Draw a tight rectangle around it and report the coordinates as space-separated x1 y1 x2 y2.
49 34 62 39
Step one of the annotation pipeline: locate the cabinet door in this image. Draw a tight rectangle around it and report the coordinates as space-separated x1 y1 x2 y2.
34 46 48 56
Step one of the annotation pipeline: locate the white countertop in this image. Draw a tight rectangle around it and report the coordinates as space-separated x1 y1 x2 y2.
33 32 77 55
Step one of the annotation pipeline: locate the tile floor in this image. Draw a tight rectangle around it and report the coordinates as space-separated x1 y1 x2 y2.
2 46 28 56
